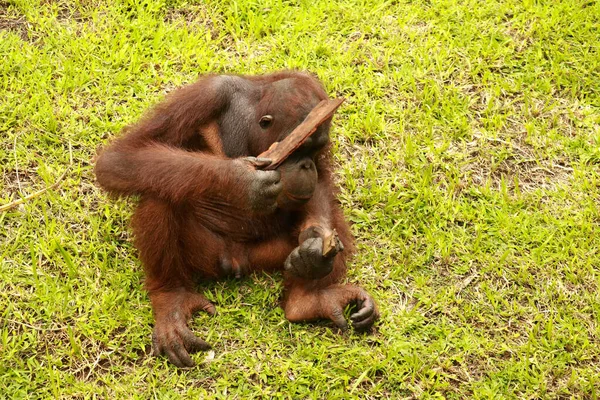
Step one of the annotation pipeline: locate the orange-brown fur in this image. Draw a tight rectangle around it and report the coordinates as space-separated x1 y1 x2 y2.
95 72 378 367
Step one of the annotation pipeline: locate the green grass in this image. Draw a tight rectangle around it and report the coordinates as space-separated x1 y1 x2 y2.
1 0 599 397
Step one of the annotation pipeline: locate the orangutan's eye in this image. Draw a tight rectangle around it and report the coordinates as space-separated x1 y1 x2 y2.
259 115 273 129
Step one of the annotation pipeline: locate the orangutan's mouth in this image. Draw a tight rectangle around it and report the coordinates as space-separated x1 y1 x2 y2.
287 193 312 202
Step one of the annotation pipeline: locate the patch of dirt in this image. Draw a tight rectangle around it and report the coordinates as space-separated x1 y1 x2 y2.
164 3 219 40
1 164 39 196
55 3 86 23
501 15 535 54
0 1 29 41
448 131 573 194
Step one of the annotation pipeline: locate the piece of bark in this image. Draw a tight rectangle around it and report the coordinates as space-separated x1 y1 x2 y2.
258 98 345 170
322 229 341 257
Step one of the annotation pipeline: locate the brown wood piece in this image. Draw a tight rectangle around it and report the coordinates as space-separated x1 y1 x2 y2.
322 229 340 257
257 98 345 170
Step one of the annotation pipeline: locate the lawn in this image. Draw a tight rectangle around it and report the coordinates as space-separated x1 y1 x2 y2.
1 0 600 398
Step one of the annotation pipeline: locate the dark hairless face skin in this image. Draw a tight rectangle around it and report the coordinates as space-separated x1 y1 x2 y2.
94 71 379 368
